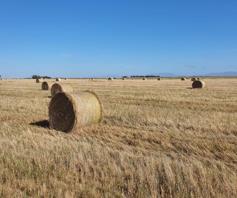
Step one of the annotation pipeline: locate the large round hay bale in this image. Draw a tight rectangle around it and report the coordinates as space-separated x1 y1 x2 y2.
157 77 161 81
41 81 52 90
36 78 41 83
181 77 186 81
192 80 205 89
108 77 113 80
51 83 73 97
142 77 147 80
56 78 61 82
49 91 102 133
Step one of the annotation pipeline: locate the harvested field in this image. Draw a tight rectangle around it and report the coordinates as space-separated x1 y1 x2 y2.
0 78 237 197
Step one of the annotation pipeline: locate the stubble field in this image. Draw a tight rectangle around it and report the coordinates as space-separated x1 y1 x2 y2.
0 78 237 197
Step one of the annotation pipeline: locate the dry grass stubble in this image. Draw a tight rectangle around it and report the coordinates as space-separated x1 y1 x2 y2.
0 78 237 197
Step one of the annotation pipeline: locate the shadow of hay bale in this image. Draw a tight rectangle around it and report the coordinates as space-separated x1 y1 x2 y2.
30 120 49 128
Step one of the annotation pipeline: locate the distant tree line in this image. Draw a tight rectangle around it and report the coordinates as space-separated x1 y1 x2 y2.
123 75 161 78
32 75 51 79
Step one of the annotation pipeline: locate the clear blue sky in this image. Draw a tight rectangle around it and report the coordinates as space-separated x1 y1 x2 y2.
0 0 237 77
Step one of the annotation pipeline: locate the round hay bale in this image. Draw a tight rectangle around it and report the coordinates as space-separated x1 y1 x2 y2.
51 83 73 97
142 77 147 80
56 78 61 82
192 80 205 89
191 77 196 81
36 78 41 83
49 91 102 133
108 77 113 80
157 78 161 81
181 77 186 81
41 81 52 90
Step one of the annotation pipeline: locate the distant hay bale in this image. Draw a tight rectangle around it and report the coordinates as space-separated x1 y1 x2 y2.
142 77 147 80
51 83 73 97
191 77 196 81
49 91 102 133
181 77 186 81
56 78 61 82
108 77 113 80
192 80 206 89
36 78 41 83
41 81 52 90
157 77 161 80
